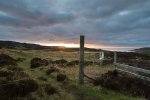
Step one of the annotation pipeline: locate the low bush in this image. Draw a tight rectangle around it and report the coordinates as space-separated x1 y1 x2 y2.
0 54 17 67
0 79 38 99
45 84 57 95
30 58 48 68
93 70 150 98
0 70 13 77
7 66 23 71
11 71 29 80
66 60 79 66
46 67 59 75
84 61 94 66
46 59 54 65
101 59 114 66
66 60 113 67
57 74 67 82
0 66 29 81
66 60 95 66
54 59 68 66
38 76 48 81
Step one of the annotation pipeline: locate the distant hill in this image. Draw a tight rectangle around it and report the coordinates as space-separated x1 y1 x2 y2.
0 40 100 52
0 40 54 50
133 47 150 55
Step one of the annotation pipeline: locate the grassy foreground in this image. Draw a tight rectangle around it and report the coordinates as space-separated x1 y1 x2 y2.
0 49 145 100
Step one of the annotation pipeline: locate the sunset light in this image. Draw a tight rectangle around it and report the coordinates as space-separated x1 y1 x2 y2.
40 43 139 51
41 43 79 48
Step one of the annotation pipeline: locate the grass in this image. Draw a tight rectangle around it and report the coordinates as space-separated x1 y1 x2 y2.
77 85 143 100
0 49 145 100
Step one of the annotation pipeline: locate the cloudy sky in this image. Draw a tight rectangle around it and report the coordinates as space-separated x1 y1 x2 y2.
0 0 150 51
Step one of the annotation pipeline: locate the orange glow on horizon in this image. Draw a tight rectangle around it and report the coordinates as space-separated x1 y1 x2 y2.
41 43 79 48
40 43 138 51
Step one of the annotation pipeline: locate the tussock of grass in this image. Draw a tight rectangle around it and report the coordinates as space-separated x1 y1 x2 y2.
0 79 38 99
38 76 48 81
46 66 59 75
30 58 48 68
0 54 17 67
57 73 67 82
44 84 58 95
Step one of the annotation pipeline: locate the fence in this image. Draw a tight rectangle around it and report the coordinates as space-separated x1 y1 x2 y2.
78 35 150 84
113 52 150 82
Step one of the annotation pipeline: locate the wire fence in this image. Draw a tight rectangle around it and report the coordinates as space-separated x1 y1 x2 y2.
114 62 150 82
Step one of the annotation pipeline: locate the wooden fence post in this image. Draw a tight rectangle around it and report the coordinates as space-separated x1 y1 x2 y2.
79 35 84 84
114 51 117 63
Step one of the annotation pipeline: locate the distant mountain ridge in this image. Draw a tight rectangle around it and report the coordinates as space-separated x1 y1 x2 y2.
0 40 100 52
134 47 150 55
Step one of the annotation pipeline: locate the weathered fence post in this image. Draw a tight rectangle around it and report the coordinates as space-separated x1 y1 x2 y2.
114 51 117 64
99 51 104 67
79 35 84 84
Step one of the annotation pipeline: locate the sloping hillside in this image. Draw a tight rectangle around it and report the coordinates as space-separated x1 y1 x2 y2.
134 47 150 55
0 40 57 50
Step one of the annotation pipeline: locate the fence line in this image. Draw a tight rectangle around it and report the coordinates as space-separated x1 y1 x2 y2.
114 63 150 74
113 52 150 82
115 65 150 82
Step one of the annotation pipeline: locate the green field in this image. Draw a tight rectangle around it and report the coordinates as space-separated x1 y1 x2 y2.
0 49 145 100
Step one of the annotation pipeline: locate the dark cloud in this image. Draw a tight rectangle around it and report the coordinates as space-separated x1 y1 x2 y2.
0 0 75 27
0 0 150 51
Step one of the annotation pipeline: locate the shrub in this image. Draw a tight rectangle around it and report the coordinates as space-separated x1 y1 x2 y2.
47 59 54 65
57 74 66 82
46 67 59 75
94 70 150 97
0 79 38 98
0 67 29 81
93 70 118 86
38 76 48 81
11 71 29 80
30 58 42 68
0 54 17 67
45 84 57 95
42 59 49 66
66 60 79 66
84 61 93 66
30 58 48 68
100 59 113 66
54 59 68 66
0 70 13 77
7 66 23 72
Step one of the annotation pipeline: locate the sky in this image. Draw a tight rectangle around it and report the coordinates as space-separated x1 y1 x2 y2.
0 0 150 51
